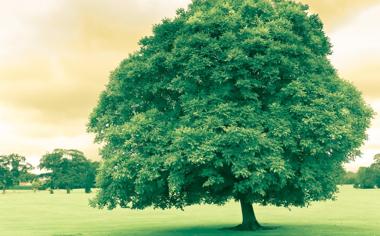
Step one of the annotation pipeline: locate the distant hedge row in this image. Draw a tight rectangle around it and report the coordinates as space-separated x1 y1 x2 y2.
9 185 33 190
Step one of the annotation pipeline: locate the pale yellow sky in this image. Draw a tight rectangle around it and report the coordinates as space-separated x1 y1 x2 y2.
0 0 379 171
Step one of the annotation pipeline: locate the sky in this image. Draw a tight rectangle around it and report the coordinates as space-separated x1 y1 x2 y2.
0 0 379 171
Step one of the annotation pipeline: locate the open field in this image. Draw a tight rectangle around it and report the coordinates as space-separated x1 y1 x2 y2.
0 186 379 236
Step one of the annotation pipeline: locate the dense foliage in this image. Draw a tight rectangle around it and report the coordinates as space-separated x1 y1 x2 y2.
339 170 357 185
354 155 380 189
88 0 372 229
39 149 98 193
0 154 31 193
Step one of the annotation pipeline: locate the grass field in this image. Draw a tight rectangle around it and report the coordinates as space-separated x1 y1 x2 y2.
0 185 379 236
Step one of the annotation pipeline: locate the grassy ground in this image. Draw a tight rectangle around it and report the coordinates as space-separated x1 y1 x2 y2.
0 185 379 236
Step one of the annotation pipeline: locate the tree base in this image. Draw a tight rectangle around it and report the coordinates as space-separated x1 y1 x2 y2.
223 224 278 232
230 222 262 231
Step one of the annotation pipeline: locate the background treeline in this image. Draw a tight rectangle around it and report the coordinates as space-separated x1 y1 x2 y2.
340 154 380 189
0 149 99 194
3 150 380 193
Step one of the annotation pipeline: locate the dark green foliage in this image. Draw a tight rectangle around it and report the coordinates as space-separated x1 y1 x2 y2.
88 0 373 212
373 159 380 188
0 154 32 193
354 155 380 189
339 171 357 185
19 172 37 183
39 149 98 193
80 161 100 193
355 167 377 189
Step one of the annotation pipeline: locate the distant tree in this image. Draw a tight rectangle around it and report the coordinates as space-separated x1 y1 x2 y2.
88 0 373 230
354 154 380 189
38 172 55 194
39 149 96 194
355 167 377 189
71 160 99 193
82 161 99 193
372 156 380 187
0 154 32 193
374 154 380 163
19 171 37 183
339 171 357 185
31 179 43 192
368 154 380 188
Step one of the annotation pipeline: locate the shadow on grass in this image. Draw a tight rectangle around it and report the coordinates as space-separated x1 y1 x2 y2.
109 224 367 236
52 234 83 236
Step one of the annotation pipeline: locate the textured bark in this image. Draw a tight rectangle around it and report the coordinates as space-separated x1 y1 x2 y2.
232 200 261 231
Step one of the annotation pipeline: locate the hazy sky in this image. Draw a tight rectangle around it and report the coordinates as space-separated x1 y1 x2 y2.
0 0 379 171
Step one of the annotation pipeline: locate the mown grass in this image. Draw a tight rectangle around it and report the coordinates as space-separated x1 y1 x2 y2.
0 185 379 236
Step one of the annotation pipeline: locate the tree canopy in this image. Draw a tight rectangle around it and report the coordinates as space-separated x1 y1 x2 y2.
88 0 373 230
0 154 31 193
39 149 98 193
354 154 380 189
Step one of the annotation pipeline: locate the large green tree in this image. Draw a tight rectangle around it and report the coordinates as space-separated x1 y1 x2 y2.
0 154 32 193
88 0 373 230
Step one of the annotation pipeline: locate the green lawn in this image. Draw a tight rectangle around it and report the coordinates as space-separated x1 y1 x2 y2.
0 186 379 236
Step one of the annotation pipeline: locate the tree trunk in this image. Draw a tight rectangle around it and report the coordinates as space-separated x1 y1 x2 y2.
233 199 261 231
66 188 71 194
2 186 5 194
84 187 91 193
49 188 54 194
